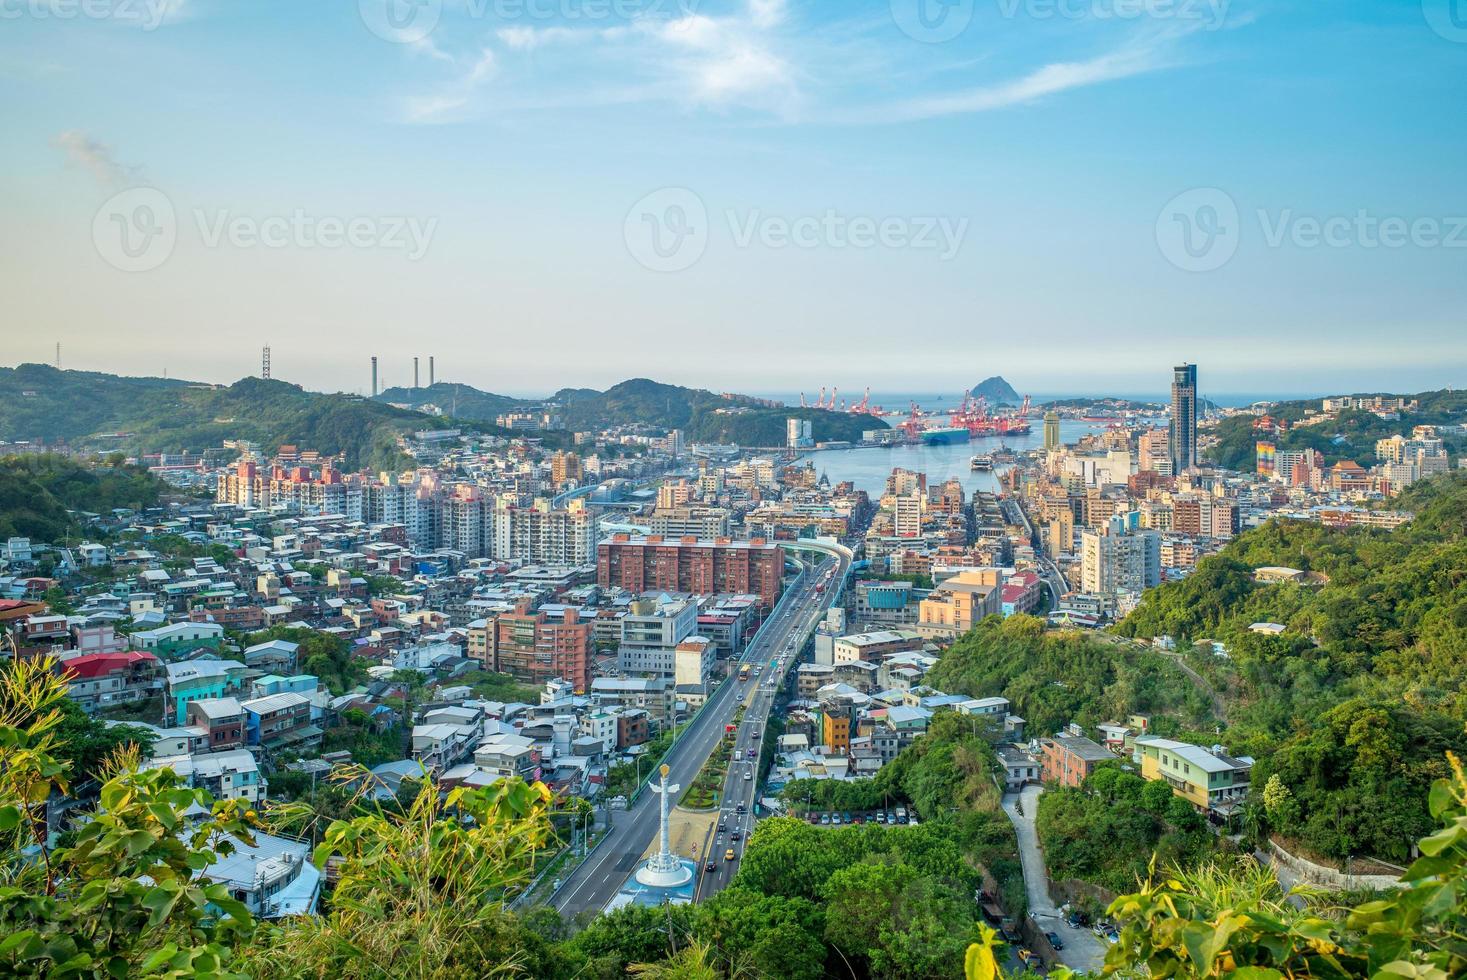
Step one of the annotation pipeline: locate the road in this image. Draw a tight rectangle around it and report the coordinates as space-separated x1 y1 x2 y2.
693 556 842 901
1005 498 1068 604
552 553 847 917
1003 785 1106 972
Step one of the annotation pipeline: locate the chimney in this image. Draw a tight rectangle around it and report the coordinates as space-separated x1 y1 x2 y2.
413 357 420 389
429 356 435 387
371 356 378 397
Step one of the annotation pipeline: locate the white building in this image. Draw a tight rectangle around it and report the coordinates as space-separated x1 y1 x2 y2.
617 595 698 677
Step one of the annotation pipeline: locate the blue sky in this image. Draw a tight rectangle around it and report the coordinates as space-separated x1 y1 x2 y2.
2 0 1464 398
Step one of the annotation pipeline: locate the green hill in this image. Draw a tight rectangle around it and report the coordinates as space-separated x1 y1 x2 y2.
1116 472 1467 861
0 365 449 470
1208 388 1467 470
550 378 882 444
374 382 530 420
0 454 168 543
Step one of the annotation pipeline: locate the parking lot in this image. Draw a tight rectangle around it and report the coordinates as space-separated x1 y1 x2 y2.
801 809 913 827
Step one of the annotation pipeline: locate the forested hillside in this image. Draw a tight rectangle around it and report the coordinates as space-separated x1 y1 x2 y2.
1116 472 1467 861
0 366 455 469
552 378 880 444
924 614 1218 735
0 454 168 542
1208 388 1466 470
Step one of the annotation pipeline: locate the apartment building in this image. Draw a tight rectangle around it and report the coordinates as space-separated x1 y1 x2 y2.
597 534 784 608
617 595 698 677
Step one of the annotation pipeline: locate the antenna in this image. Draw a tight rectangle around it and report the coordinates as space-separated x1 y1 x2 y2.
261 345 272 380
55 343 61 369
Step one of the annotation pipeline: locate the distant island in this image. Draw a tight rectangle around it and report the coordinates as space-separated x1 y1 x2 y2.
969 376 1021 406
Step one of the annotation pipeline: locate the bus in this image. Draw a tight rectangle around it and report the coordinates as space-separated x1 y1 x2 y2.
738 664 750 681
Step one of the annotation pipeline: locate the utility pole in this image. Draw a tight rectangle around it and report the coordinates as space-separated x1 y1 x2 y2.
261 345 272 380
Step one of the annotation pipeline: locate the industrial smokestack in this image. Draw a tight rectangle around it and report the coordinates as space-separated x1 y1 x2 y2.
371 356 378 397
413 357 420 389
429 356 435 387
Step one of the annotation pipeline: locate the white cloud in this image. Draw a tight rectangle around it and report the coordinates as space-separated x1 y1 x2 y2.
839 26 1196 125
403 47 498 122
748 0 786 29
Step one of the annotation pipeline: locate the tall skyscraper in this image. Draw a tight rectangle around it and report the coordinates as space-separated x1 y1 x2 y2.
1043 411 1061 451
1169 363 1197 473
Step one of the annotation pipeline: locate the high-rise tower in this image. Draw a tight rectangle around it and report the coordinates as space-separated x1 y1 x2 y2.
1169 363 1198 473
1043 411 1061 452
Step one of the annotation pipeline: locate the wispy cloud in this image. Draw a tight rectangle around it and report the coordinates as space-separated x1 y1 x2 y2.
51 130 139 187
403 46 498 121
831 24 1200 125
388 1 1225 127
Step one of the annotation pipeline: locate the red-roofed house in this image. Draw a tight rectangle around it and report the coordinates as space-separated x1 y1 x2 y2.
62 651 161 714
1000 571 1043 617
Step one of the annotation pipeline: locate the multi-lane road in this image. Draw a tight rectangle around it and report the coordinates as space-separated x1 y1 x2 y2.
693 556 840 901
1005 497 1067 603
552 552 847 917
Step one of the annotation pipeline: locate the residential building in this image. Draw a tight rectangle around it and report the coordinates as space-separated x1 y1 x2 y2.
1039 730 1113 787
1134 736 1253 814
493 604 592 692
61 651 160 713
617 595 699 677
144 748 264 803
916 569 1002 640
597 534 784 608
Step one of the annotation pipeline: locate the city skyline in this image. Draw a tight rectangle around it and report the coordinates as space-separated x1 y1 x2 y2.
4 1 1466 392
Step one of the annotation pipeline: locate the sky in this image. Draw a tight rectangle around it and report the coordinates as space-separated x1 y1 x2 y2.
2 0 1465 399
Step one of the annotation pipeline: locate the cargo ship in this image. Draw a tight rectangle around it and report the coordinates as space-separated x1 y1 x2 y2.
921 426 971 446
970 454 994 471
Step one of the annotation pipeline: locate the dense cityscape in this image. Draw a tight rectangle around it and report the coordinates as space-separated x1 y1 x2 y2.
1 353 1465 976
6 0 1467 975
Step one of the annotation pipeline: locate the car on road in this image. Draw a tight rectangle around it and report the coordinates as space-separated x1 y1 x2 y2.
875 811 886 823
820 814 831 825
729 831 740 841
830 814 841 825
724 848 736 862
747 748 756 758
705 861 716 872
744 770 752 781
1045 932 1064 950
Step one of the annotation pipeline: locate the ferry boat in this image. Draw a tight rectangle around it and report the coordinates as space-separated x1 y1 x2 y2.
970 454 994 471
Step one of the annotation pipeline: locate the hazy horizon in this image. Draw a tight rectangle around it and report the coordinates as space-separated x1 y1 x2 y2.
5 1 1465 392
